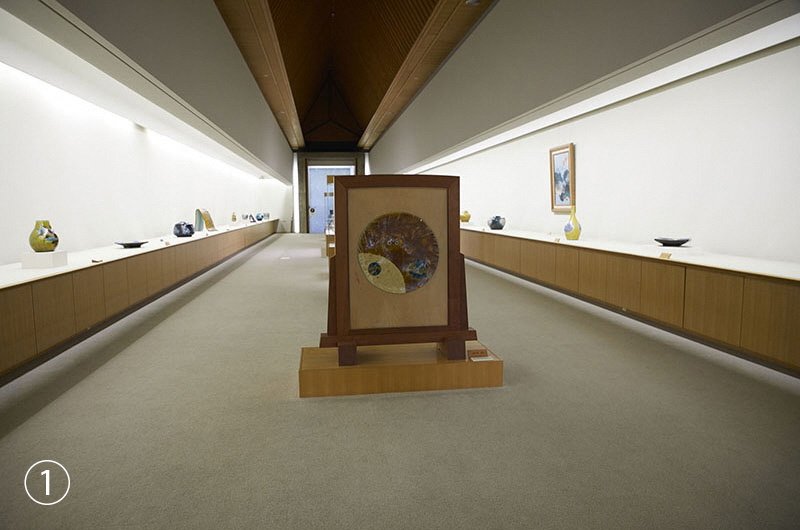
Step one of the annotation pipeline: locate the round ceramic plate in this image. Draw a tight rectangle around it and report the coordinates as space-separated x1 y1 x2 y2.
115 241 148 248
655 238 690 247
357 212 438 294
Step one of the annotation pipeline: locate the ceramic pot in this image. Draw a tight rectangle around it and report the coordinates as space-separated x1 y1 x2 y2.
232 212 237 222
173 221 195 237
460 210 471 223
256 213 264 221
488 216 506 230
564 206 581 240
29 220 59 252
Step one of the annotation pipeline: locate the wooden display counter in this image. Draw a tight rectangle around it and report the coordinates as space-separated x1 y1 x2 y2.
299 341 502 397
0 219 279 380
460 226 800 374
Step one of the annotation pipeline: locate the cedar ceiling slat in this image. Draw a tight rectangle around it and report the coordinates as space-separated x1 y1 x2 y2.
216 0 494 151
267 0 331 122
332 0 438 130
358 0 494 149
214 0 304 148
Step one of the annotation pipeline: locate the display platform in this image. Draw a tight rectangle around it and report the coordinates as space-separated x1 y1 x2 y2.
299 341 502 398
21 250 68 269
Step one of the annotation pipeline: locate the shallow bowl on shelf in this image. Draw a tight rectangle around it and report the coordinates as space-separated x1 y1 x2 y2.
115 240 148 249
654 237 690 247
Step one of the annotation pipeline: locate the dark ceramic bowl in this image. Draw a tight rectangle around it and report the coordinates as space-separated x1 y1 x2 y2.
115 241 148 249
655 237 690 247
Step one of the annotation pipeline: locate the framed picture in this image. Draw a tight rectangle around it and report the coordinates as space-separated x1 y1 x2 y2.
320 174 476 365
550 143 575 212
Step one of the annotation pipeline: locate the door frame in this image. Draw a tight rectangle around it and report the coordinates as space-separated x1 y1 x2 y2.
297 152 365 233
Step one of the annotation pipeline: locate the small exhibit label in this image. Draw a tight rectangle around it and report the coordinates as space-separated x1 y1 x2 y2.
659 252 672 259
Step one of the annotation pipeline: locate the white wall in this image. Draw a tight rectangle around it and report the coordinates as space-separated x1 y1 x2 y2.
369 0 785 174
0 61 291 265
427 42 800 262
0 0 293 179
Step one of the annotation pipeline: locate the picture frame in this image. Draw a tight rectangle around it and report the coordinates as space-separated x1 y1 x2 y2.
320 174 476 365
550 143 575 213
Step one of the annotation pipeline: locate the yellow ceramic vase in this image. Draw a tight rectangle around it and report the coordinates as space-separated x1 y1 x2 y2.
564 206 581 240
459 210 471 223
29 220 59 252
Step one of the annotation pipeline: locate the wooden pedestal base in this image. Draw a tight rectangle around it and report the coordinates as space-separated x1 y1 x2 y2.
299 341 502 398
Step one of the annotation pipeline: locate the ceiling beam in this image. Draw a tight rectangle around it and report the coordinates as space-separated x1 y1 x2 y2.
357 0 494 150
215 0 304 149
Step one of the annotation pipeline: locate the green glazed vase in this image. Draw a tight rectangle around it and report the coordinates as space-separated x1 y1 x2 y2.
29 220 59 252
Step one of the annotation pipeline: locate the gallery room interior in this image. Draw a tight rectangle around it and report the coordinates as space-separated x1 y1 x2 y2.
1 0 798 528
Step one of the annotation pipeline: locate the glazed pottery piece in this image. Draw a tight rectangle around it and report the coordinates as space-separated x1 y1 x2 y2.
564 206 581 240
173 222 195 237
488 216 506 230
115 241 148 249
460 210 471 223
256 213 264 221
195 208 217 232
357 212 439 294
29 220 59 252
655 237 690 247
232 212 237 222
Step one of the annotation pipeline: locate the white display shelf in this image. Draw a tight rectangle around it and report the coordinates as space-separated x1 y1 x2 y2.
0 219 278 289
460 224 800 281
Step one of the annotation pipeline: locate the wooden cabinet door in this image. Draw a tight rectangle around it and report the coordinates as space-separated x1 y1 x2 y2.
554 246 580 292
490 236 521 274
606 254 641 312
103 260 129 318
73 267 105 332
640 261 685 327
520 240 556 285
0 285 37 373
741 277 800 369
32 275 77 353
684 268 744 346
578 249 607 301
127 254 149 305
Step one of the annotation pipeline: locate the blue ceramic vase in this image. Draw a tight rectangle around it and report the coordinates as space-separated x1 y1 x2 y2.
488 216 506 230
173 222 195 237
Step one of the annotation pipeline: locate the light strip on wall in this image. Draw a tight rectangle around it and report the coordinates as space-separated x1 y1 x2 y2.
1 55 271 187
0 6 286 183
292 152 300 233
405 13 800 175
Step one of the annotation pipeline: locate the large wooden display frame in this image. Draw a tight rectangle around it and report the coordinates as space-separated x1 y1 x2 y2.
320 175 477 365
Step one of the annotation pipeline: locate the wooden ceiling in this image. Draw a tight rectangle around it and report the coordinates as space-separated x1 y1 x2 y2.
214 0 494 152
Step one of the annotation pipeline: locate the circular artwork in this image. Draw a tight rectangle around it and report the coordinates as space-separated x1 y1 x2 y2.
357 212 439 294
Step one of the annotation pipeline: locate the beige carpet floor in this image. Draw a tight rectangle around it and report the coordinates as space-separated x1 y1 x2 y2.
1 233 798 529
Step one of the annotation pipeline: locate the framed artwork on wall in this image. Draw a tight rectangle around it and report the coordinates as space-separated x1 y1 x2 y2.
550 143 575 213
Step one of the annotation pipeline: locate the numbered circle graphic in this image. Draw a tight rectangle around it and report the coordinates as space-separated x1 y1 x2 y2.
24 460 70 506
357 212 439 294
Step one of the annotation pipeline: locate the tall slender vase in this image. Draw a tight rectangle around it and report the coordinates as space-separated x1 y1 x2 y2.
564 206 581 240
29 220 59 252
